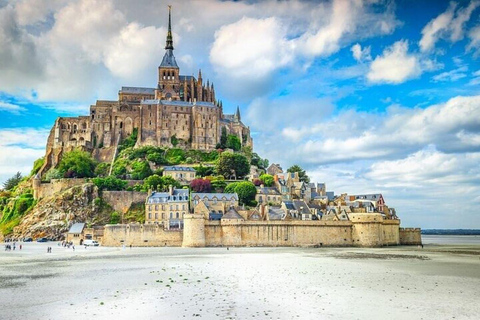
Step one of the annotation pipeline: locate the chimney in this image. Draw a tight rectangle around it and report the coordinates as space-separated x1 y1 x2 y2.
169 185 174 195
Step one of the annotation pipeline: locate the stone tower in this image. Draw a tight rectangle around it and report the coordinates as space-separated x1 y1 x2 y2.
156 5 180 100
182 213 206 247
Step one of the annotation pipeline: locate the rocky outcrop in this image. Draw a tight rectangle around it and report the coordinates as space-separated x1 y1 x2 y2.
11 183 111 240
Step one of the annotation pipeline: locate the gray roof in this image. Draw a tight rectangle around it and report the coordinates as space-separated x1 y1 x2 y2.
163 166 196 172
120 87 155 95
222 207 244 220
179 75 195 82
160 49 179 68
147 189 189 204
293 200 310 214
68 223 85 234
256 187 281 195
268 207 285 220
283 201 295 210
192 193 239 201
141 99 216 108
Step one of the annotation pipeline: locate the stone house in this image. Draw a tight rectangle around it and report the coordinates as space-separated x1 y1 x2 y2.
191 193 239 220
348 194 385 212
145 187 189 229
163 166 196 184
266 163 283 176
255 186 282 205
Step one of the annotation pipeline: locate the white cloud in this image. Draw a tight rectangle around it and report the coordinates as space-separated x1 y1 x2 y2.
0 128 50 185
467 25 480 56
351 43 371 62
367 40 421 84
210 17 294 81
0 102 27 114
419 1 480 52
432 66 468 82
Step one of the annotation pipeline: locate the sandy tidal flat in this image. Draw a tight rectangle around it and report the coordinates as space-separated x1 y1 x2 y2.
1 243 479 320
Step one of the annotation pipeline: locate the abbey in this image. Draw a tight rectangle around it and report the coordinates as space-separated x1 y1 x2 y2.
41 8 252 174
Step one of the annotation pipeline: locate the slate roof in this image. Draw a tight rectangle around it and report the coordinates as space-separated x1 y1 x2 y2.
191 193 239 201
147 189 189 203
160 49 179 68
120 87 155 95
268 207 285 220
68 223 85 234
163 166 196 172
140 99 216 108
293 200 310 214
349 194 383 201
283 201 295 210
179 75 195 82
256 187 281 195
222 207 244 220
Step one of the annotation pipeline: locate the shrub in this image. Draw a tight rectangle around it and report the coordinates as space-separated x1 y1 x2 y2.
216 152 250 179
259 174 274 187
109 212 121 224
58 149 96 178
190 179 211 193
92 176 127 191
30 157 45 176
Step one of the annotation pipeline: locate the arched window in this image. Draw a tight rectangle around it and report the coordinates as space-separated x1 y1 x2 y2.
176 212 179 219
119 122 123 129
170 212 173 219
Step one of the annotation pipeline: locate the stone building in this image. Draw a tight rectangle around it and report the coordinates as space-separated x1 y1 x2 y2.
163 166 196 184
145 187 189 229
38 7 252 177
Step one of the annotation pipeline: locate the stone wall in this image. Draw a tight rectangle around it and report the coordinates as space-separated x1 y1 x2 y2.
35 178 89 199
203 220 353 247
102 191 147 213
101 218 403 248
102 224 182 246
399 228 422 245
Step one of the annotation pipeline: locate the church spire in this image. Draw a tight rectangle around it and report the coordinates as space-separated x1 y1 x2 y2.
235 106 241 121
165 5 174 50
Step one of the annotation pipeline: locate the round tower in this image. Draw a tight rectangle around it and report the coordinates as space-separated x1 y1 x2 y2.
182 213 206 247
350 212 384 247
33 173 41 200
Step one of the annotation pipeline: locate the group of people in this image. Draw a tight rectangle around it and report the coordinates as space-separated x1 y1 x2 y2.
59 241 75 251
4 242 21 251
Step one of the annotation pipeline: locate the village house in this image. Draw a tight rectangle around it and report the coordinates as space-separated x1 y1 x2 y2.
191 193 239 220
163 166 196 184
145 186 189 229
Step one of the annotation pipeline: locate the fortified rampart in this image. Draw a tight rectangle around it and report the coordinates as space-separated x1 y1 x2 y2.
103 214 406 248
34 178 89 199
102 191 146 213
102 224 182 246
399 228 422 245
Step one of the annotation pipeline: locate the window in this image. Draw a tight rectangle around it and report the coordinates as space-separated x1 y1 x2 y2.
148 213 152 219
170 212 173 219
176 212 179 219
155 213 158 219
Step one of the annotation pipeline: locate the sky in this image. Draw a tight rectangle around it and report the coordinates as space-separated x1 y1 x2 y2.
0 0 479 229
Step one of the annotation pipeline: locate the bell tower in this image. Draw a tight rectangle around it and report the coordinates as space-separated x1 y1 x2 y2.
156 5 180 100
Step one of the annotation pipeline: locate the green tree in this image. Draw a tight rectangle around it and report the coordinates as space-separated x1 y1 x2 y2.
259 174 274 187
287 164 310 183
30 157 45 176
92 176 127 191
216 152 250 179
171 134 179 147
146 152 167 165
94 162 110 177
57 149 96 178
211 179 227 192
224 182 240 193
231 181 257 205
193 165 214 177
144 174 163 190
130 160 153 180
2 172 23 191
109 212 121 224
226 134 241 151
45 168 62 181
219 126 228 148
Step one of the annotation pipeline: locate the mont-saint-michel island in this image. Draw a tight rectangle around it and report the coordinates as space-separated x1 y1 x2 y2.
1 2 480 320
0 8 420 248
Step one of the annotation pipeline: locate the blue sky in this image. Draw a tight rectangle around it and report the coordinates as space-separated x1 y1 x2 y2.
0 0 479 228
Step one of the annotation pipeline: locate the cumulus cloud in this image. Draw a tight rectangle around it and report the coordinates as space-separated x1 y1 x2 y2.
0 128 50 185
351 43 371 62
210 16 294 97
419 1 480 52
263 95 480 167
367 40 421 84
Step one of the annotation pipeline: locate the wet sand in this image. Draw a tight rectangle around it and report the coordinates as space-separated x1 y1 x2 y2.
1 243 479 320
